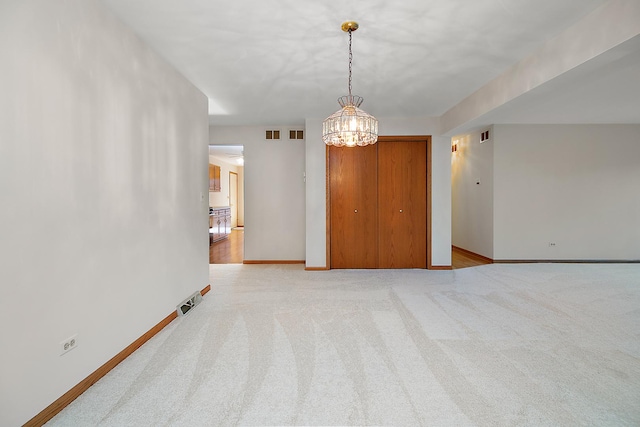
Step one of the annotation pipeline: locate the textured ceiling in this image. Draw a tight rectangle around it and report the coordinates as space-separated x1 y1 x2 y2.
209 145 244 164
101 0 640 130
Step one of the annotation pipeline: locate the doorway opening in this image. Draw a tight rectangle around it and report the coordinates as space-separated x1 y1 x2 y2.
208 145 244 264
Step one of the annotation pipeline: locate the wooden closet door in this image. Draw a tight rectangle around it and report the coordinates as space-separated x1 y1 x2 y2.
329 145 378 268
378 140 427 268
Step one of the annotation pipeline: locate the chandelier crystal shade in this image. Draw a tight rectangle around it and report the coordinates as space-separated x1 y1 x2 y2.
322 22 378 147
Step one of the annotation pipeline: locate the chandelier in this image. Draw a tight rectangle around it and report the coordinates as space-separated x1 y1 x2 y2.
322 21 378 147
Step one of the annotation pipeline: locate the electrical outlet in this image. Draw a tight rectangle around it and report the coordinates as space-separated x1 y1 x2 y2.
60 334 78 355
549 242 556 247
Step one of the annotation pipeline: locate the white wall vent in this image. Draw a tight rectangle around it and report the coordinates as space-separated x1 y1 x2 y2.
177 291 203 316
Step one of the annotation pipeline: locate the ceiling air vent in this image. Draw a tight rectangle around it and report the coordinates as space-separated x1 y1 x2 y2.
289 130 304 140
265 130 280 140
177 291 203 316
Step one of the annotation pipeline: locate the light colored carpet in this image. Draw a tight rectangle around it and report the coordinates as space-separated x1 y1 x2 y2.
48 263 640 426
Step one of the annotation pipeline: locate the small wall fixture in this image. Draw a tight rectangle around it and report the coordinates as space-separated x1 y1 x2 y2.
480 130 490 142
322 21 378 147
265 130 280 140
289 130 304 140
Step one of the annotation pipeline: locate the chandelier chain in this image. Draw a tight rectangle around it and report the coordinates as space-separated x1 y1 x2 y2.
348 29 353 96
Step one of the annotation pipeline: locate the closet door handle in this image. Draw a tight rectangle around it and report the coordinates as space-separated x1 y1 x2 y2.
399 209 403 213
354 209 358 213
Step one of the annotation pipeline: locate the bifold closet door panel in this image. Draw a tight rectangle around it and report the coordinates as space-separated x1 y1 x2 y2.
329 145 378 268
377 140 427 268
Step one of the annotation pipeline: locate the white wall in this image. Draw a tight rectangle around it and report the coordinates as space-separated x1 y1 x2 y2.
305 117 452 268
493 124 640 260
0 1 209 425
304 119 327 267
451 128 494 258
430 135 454 267
209 126 306 261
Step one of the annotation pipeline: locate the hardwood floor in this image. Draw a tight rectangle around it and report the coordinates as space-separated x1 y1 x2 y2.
209 228 244 264
451 246 492 269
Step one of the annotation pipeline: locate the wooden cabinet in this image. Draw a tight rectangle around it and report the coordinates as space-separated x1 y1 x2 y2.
209 164 221 192
209 207 231 243
329 137 428 269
